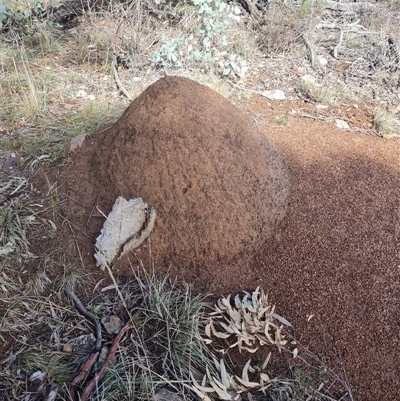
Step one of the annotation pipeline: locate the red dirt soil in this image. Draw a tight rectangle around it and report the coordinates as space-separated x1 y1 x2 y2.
240 96 400 401
33 86 399 401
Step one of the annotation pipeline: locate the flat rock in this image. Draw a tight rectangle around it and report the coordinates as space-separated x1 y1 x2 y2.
2 153 21 176
68 133 86 152
261 89 286 100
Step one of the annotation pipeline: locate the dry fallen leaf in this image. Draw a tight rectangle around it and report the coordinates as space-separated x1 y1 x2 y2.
207 288 292 353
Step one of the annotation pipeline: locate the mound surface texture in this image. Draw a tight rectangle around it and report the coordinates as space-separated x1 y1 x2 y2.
60 76 289 271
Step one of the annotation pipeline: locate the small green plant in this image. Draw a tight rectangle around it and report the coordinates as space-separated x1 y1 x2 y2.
194 0 240 41
1 98 123 163
152 34 190 67
0 263 20 317
88 304 102 315
276 115 290 126
58 263 93 293
231 31 259 59
25 268 51 295
137 275 216 380
240 90 251 100
59 99 124 138
23 28 62 55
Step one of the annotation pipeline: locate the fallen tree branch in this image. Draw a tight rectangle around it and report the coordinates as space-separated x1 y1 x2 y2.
315 20 379 59
316 21 379 35
324 1 375 12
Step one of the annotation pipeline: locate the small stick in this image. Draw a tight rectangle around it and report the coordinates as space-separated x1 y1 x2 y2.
301 34 316 66
79 320 133 401
333 29 344 59
111 54 132 101
65 287 102 352
68 352 99 401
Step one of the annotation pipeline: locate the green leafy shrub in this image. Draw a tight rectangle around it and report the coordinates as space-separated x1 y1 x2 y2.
0 0 46 29
152 0 245 76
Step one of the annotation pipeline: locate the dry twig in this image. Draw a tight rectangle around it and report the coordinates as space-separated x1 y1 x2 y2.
111 54 133 101
68 352 99 401
80 320 133 401
65 287 102 352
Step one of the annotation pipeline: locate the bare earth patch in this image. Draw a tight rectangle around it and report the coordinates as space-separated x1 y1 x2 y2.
26 92 399 401
241 96 400 401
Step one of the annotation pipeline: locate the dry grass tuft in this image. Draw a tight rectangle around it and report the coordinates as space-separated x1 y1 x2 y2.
372 108 400 137
0 200 31 254
257 1 323 55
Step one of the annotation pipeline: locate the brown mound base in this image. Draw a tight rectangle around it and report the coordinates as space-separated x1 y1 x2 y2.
48 86 399 401
59 76 289 272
